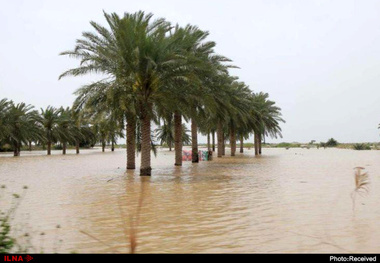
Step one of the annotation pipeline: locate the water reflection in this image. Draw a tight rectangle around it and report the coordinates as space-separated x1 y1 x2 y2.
1 148 380 253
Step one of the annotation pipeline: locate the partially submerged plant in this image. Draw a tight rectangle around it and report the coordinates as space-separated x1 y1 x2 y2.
351 167 370 211
80 180 146 254
0 186 29 253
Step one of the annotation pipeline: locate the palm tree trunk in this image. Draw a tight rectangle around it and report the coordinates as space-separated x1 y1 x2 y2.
169 141 172 151
28 141 32 151
13 142 19 157
63 141 67 155
140 105 152 176
240 134 244 153
230 126 236 156
126 116 136 170
217 122 223 158
102 141 105 152
191 118 199 163
212 131 215 152
259 133 262 155
76 140 80 154
174 111 182 166
47 141 51 155
111 140 115 152
207 133 210 151
254 133 259 156
222 132 225 156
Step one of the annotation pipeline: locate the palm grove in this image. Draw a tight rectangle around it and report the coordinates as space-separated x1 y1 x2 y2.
0 11 284 176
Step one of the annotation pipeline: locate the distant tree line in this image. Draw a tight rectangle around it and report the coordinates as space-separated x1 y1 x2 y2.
0 99 119 155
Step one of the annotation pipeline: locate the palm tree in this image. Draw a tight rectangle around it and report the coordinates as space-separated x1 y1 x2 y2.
60 11 226 175
4 102 42 156
59 12 137 169
205 74 240 158
91 114 114 152
39 106 62 155
155 117 191 151
250 92 284 155
57 107 88 155
71 108 93 154
72 79 133 163
60 12 166 175
155 114 174 151
225 81 252 156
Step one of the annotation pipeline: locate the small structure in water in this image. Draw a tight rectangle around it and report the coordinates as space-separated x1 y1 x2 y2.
182 150 211 161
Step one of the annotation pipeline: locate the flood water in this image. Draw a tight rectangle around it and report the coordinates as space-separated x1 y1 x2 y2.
1 147 380 253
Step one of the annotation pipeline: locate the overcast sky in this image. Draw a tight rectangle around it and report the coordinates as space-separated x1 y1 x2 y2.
1 0 380 143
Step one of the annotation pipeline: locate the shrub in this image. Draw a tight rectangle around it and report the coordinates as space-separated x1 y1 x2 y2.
353 143 371 150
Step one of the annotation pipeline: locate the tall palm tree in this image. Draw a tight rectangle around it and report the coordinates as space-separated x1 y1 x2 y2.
225 81 252 156
40 106 63 155
251 92 284 155
71 108 93 154
60 12 172 175
57 107 86 155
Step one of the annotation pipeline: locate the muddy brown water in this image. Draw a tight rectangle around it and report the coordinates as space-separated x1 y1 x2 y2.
1 147 380 253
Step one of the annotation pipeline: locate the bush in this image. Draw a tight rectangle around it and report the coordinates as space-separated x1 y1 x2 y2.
353 143 371 150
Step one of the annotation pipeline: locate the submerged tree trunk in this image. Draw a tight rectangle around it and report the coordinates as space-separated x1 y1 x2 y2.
259 133 262 155
217 122 223 158
174 111 182 166
191 119 199 163
76 140 80 154
13 142 19 157
222 132 225 156
207 133 211 151
47 141 52 155
212 131 215 152
126 116 136 170
140 105 152 176
230 126 236 156
240 134 244 153
254 133 259 156
63 142 67 155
